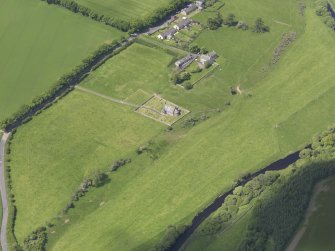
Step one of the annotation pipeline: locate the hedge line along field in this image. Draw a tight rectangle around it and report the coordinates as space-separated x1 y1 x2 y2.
43 6 335 251
74 0 168 20
0 0 124 123
9 90 163 244
295 176 335 251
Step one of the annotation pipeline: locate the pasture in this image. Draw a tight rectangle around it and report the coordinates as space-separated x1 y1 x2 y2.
295 176 335 251
9 90 163 244
45 6 335 251
74 0 169 20
0 0 124 123
80 42 231 112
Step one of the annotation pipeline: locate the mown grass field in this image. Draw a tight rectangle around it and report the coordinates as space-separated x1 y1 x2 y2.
75 0 168 20
295 176 335 251
0 0 124 123
9 90 163 244
40 3 335 251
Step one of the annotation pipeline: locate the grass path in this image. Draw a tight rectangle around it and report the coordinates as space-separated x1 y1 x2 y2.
0 133 9 251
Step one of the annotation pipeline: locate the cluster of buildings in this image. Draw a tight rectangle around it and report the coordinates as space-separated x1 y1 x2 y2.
175 51 218 70
157 18 193 40
157 0 206 40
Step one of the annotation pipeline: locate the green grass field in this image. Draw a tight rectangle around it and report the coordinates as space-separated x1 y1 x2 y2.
75 0 169 20
8 0 335 250
0 0 124 123
41 4 335 250
295 176 335 251
9 90 163 244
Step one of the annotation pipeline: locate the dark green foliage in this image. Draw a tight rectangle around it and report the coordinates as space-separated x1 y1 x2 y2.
253 18 270 33
182 113 209 128
23 227 47 251
151 225 187 251
171 71 191 85
272 31 297 64
207 12 223 30
200 46 209 54
224 13 238 26
237 21 249 30
315 0 335 29
199 172 279 236
183 82 193 90
189 44 200 53
111 158 131 172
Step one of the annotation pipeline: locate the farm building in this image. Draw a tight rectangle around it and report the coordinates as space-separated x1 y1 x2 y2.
195 0 206 9
174 18 192 30
181 4 198 15
175 54 197 69
157 28 177 40
163 105 181 116
198 51 218 68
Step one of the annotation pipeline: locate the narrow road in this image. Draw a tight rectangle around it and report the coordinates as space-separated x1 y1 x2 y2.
0 133 9 251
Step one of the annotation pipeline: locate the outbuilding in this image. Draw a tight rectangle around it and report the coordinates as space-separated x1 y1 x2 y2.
157 28 177 40
175 54 197 69
163 105 181 116
195 0 206 9
173 18 192 30
181 4 197 15
198 51 218 68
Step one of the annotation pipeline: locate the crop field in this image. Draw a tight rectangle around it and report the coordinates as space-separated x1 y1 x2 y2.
9 90 163 244
39 5 335 251
295 176 335 251
0 0 124 123
75 0 169 20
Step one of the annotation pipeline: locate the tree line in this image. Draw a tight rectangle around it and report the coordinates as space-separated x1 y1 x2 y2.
43 0 191 32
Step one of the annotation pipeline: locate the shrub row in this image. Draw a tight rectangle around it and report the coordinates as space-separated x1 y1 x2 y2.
272 31 297 64
199 172 280 236
23 227 47 251
63 170 109 214
4 132 23 250
315 0 335 29
151 225 187 251
43 0 191 32
0 40 132 132
110 158 131 172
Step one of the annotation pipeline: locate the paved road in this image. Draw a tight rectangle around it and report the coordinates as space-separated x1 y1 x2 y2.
0 133 9 251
